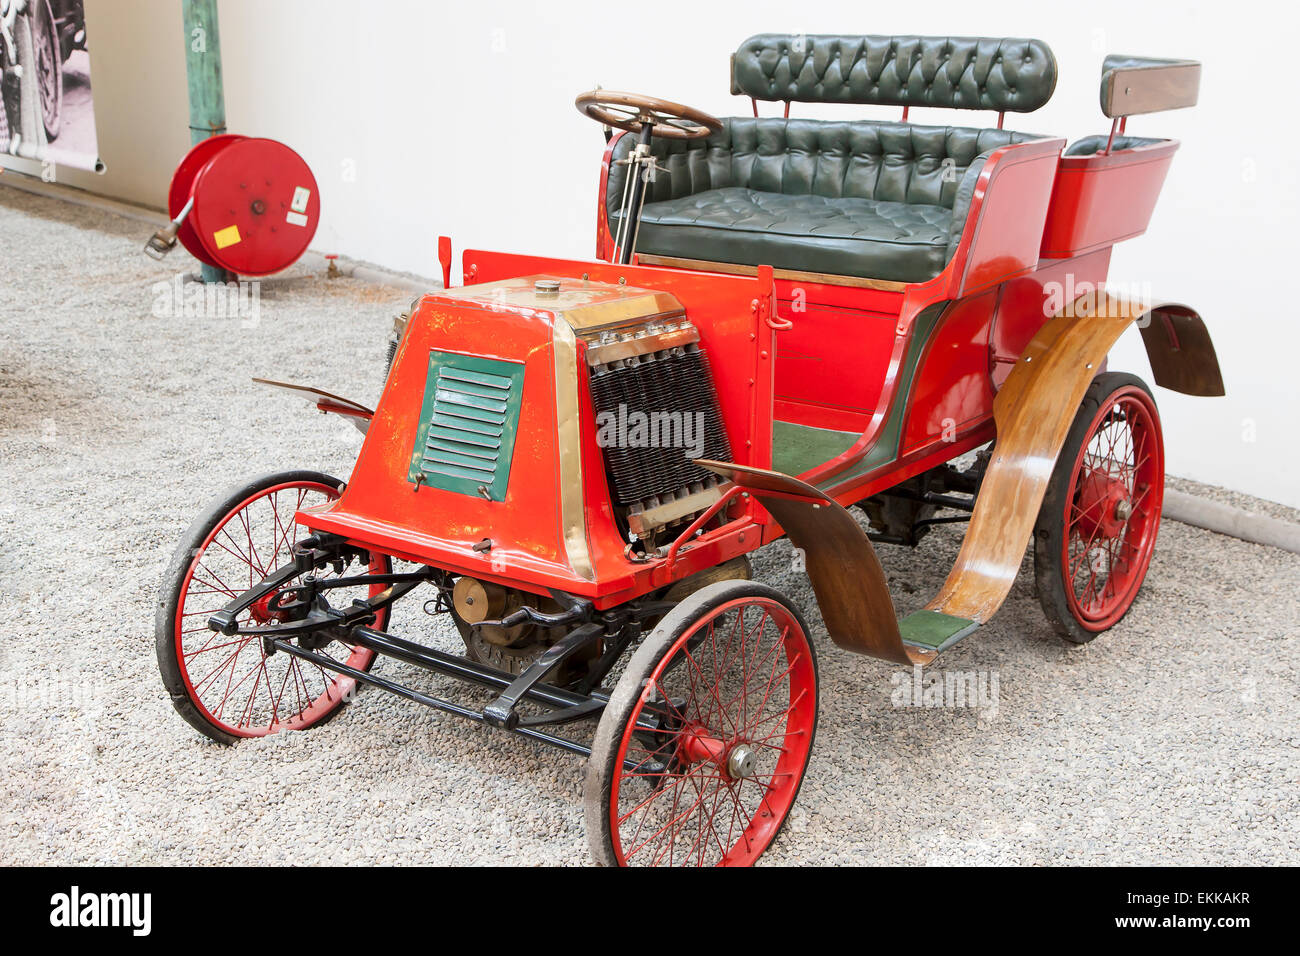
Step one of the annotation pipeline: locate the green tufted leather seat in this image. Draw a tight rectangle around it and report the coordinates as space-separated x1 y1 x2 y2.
607 118 1044 282
605 34 1057 283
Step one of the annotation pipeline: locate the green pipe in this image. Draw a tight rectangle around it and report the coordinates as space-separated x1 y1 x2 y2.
181 0 230 283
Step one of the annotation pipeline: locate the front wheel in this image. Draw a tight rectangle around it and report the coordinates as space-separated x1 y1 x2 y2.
585 581 818 866
155 470 391 744
1034 372 1165 643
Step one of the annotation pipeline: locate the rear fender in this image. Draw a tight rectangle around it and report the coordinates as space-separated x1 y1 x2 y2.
1138 304 1224 397
929 293 1221 623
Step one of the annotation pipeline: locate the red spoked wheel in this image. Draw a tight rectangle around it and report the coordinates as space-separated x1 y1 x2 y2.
585 581 818 866
1034 372 1165 643
156 471 390 744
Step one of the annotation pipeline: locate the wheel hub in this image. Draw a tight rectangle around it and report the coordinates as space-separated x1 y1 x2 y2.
726 744 757 780
680 726 757 780
248 592 278 625
1074 467 1132 540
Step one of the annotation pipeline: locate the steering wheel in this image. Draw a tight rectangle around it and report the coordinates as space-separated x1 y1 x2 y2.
575 90 721 141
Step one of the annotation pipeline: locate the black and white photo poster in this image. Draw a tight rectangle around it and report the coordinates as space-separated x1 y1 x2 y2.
1 0 99 172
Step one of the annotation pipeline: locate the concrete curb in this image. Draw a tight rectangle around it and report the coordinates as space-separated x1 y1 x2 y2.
0 170 168 225
5 172 1298 556
1164 490 1300 554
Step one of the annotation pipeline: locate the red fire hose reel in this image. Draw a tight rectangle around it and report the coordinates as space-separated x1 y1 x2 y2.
145 135 320 277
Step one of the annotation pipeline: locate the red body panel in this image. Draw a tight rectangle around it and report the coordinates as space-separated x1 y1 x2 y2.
302 294 577 588
948 138 1064 296
1041 141 1178 258
900 289 998 457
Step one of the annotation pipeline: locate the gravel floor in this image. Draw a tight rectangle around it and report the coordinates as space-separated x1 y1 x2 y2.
1 185 1297 866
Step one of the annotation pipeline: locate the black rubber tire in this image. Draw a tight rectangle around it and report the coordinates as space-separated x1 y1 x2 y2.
155 470 383 745
584 580 818 866
32 0 62 140
1033 372 1162 644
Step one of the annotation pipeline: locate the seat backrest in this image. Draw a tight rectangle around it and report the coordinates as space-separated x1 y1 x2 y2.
608 117 1040 213
730 34 1057 114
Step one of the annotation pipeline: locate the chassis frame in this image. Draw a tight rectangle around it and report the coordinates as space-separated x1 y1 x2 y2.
206 529 686 762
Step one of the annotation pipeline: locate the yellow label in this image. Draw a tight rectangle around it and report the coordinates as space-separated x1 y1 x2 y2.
213 224 242 249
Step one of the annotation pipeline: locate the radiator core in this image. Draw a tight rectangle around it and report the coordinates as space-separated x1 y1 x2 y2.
588 345 732 507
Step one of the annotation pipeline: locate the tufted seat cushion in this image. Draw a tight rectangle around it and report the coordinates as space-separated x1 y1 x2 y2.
607 117 1045 282
628 188 953 282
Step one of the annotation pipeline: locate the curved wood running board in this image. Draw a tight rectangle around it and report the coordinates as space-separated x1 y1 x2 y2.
928 292 1186 623
696 460 934 666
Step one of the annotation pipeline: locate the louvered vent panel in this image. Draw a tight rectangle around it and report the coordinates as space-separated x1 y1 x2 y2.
408 352 524 501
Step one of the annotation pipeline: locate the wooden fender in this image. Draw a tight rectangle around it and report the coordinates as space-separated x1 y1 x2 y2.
696 460 932 666
702 293 1222 662
931 293 1220 623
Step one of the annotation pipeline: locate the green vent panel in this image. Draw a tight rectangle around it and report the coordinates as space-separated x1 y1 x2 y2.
408 351 525 501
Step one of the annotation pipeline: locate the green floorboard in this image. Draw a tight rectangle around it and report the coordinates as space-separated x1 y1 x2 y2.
899 609 979 651
772 420 859 477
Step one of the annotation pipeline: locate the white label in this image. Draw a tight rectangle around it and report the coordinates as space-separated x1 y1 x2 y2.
290 186 311 214
286 211 308 227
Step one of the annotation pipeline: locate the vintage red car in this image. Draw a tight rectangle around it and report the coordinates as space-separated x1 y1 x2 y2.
155 34 1221 866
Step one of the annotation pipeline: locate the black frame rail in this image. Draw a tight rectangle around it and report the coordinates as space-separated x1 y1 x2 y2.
206 532 670 768
270 634 599 759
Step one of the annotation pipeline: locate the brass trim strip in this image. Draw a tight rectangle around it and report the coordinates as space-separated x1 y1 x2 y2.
627 484 724 537
584 324 700 366
636 254 909 292
552 320 595 581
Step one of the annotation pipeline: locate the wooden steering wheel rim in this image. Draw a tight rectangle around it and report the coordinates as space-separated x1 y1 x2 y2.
575 90 722 141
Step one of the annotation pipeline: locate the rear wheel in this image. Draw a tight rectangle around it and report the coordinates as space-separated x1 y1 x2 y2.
156 470 391 744
1034 373 1164 643
585 581 818 866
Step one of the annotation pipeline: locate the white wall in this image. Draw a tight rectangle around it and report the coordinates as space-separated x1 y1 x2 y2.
6 0 1297 507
